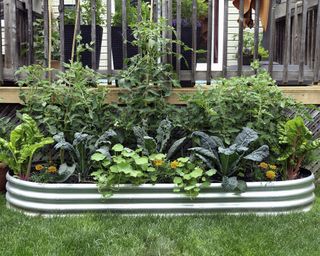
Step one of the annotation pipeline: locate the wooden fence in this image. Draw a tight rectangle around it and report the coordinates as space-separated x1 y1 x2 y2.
0 0 320 85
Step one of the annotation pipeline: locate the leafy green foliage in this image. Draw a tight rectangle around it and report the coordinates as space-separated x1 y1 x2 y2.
234 31 269 58
16 62 114 142
91 144 158 197
133 118 186 158
113 0 208 27
0 117 16 140
171 157 216 197
189 128 269 191
0 114 53 179
172 0 208 24
277 117 320 180
53 130 116 182
113 0 150 26
92 145 214 198
116 18 190 133
178 72 310 159
64 0 106 26
33 18 60 63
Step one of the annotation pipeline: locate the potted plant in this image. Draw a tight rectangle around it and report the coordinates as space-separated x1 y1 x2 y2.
64 0 105 68
235 31 269 65
33 18 61 69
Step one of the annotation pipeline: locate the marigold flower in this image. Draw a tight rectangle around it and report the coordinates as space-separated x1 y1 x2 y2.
47 166 57 174
35 164 44 171
153 159 164 167
259 162 268 169
170 160 179 169
266 170 276 180
269 164 277 170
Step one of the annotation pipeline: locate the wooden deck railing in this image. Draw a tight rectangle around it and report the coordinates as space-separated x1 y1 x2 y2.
0 0 320 85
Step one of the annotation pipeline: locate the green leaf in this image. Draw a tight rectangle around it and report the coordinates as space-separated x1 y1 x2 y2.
134 157 149 165
190 167 203 178
173 177 183 184
112 144 124 152
206 169 217 176
91 152 106 162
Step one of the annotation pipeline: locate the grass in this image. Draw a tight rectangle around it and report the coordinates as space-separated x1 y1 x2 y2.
1 189 320 256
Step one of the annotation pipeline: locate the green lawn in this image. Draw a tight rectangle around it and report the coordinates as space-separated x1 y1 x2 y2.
1 189 320 256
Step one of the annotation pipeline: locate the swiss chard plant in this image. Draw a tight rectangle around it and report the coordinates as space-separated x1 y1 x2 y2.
189 128 269 192
277 117 320 180
53 130 117 182
0 114 54 179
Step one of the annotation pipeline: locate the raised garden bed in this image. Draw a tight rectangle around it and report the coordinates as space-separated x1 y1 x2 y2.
6 171 315 216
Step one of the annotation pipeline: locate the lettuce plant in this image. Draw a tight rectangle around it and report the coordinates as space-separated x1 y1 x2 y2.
278 117 320 180
189 128 269 192
0 114 53 179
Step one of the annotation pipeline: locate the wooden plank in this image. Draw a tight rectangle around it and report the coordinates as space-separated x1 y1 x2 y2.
237 0 244 76
122 0 127 69
313 0 320 83
299 0 308 83
176 0 181 80
222 0 228 77
291 2 299 64
3 86 320 105
268 1 276 76
206 0 213 84
27 0 33 65
107 0 112 79
283 0 292 84
59 0 65 71
137 0 142 22
43 0 49 68
0 0 3 84
167 0 173 65
254 0 260 60
191 0 197 85
162 0 168 64
91 0 97 70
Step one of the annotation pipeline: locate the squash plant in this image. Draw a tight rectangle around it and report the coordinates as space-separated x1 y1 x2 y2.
0 114 54 180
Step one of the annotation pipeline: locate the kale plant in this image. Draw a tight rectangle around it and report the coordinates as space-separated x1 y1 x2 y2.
53 130 117 182
189 128 269 192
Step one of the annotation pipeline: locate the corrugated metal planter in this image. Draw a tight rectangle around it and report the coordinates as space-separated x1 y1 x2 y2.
6 172 315 216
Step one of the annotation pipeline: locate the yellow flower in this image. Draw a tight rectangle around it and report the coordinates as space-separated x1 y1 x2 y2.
153 159 164 167
269 164 277 170
259 162 268 169
170 160 179 169
35 164 44 171
266 170 276 180
47 166 57 174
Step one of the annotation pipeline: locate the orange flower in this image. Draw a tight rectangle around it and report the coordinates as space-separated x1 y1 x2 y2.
47 166 57 174
153 159 164 167
259 162 268 169
35 164 44 171
266 170 276 180
170 160 179 169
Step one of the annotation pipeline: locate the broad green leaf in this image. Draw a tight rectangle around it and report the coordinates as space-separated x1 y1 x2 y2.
91 153 106 162
112 144 124 152
190 167 203 178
